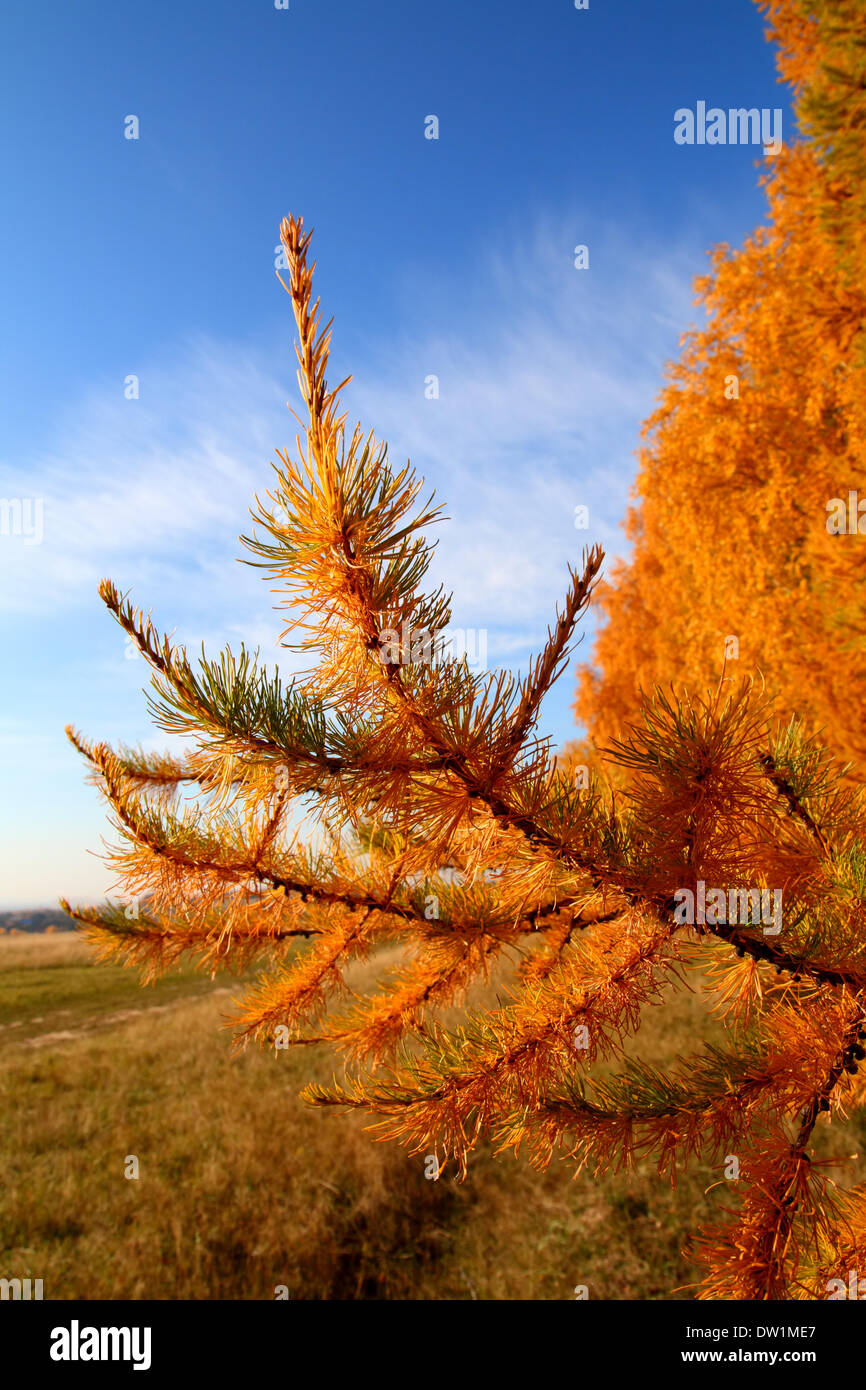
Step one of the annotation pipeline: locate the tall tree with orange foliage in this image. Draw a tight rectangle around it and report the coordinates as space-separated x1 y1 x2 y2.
64 204 866 1300
574 0 866 778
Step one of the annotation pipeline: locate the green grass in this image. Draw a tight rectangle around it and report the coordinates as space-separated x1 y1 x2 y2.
2 932 864 1300
0 954 231 1045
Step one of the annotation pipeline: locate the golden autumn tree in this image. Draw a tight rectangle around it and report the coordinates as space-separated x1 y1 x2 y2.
574 0 866 777
63 209 866 1301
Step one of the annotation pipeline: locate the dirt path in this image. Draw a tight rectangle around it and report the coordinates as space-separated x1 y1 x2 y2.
2 986 237 1051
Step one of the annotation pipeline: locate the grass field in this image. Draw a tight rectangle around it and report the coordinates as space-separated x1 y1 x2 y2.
2 931 864 1300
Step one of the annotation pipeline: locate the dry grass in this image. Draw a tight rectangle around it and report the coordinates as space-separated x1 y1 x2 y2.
2 934 864 1300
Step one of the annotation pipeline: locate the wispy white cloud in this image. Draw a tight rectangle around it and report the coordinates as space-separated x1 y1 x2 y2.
0 341 287 621
1 215 700 674
346 215 700 649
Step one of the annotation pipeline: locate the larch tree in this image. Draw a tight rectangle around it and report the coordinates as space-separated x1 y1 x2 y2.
64 207 866 1298
573 0 866 779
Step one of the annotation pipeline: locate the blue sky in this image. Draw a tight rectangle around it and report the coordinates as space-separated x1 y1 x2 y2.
0 0 791 907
